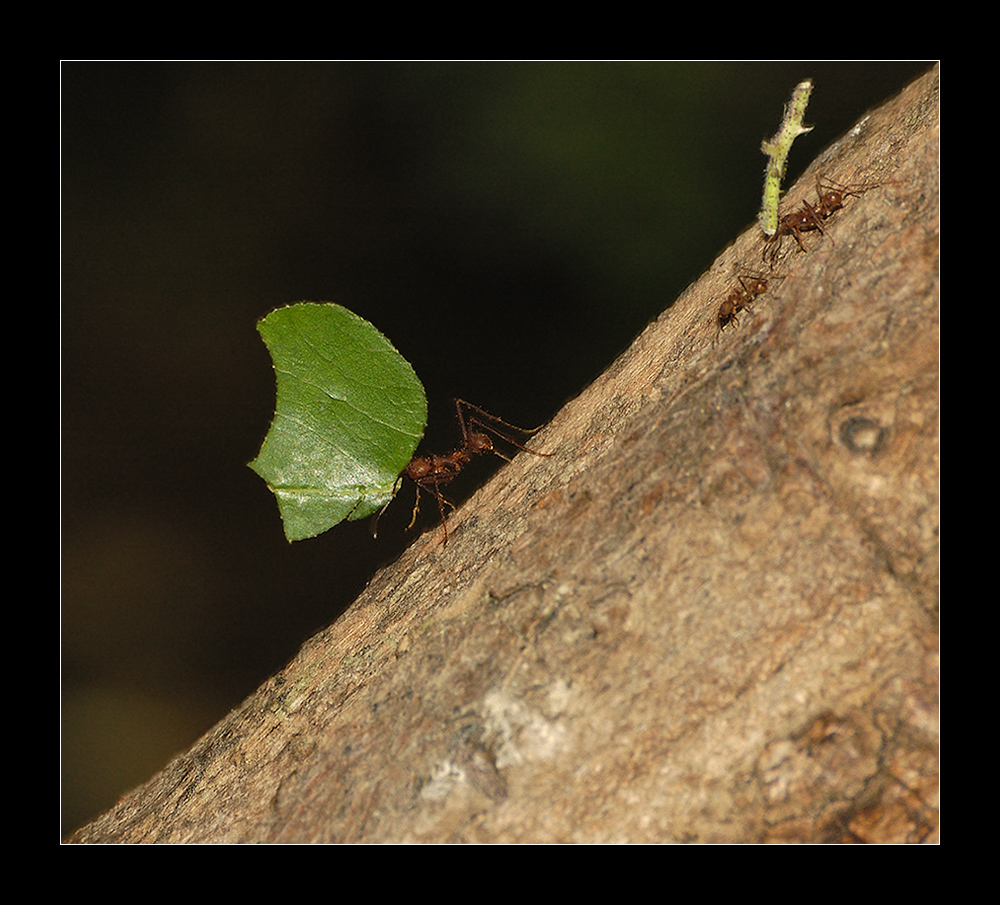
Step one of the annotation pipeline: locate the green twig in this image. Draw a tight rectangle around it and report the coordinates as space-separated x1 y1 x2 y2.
759 79 814 236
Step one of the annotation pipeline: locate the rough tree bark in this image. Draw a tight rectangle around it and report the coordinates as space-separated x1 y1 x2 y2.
68 67 938 844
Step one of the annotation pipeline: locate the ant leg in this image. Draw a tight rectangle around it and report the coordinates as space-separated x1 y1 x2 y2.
373 477 404 538
406 486 422 531
456 399 549 437
428 482 459 545
407 481 457 538
763 235 784 268
434 483 450 545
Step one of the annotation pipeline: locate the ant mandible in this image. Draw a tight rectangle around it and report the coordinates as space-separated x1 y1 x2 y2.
397 398 550 544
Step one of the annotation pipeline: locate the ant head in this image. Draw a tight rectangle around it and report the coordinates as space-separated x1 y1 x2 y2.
817 175 883 208
468 432 494 455
742 276 768 296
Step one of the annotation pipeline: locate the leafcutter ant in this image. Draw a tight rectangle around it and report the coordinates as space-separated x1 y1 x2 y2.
765 175 886 265
715 273 772 339
392 399 550 544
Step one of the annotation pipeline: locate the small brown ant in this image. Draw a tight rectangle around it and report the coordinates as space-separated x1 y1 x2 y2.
394 398 550 544
765 175 886 264
715 273 772 338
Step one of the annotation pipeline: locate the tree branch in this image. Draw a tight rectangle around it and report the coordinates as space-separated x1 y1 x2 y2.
68 66 938 845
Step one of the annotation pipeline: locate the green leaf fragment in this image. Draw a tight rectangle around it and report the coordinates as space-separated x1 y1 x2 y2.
249 302 427 542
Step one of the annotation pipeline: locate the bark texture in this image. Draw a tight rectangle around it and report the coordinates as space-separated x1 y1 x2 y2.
69 66 938 844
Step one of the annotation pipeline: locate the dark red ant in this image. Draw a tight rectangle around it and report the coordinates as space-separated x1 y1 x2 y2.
716 273 772 338
395 399 550 544
766 176 885 264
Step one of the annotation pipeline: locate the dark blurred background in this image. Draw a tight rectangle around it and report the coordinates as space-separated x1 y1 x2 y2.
61 61 933 835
